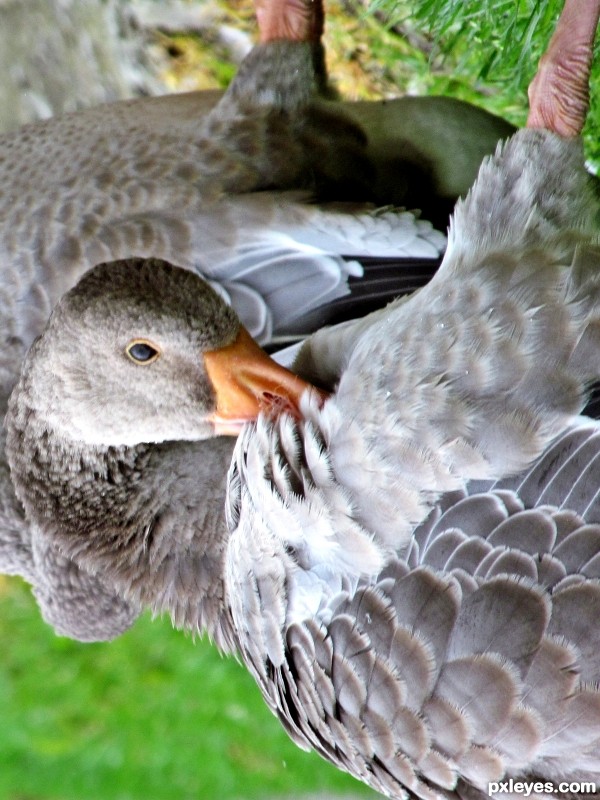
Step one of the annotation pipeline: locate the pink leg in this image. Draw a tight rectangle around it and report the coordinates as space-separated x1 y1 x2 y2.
527 0 600 137
255 0 324 44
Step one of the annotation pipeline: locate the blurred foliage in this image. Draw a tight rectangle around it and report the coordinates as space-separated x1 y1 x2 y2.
375 0 562 86
157 0 599 169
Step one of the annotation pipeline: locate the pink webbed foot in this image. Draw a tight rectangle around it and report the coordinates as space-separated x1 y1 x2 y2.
527 0 600 137
255 0 324 44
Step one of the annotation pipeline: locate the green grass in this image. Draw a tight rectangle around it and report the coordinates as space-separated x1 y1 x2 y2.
0 579 377 800
366 0 600 169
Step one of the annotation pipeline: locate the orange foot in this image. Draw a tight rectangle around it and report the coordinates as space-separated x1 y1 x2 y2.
527 0 600 137
255 0 324 44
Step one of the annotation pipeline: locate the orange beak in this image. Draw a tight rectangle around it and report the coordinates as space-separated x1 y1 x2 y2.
204 326 325 435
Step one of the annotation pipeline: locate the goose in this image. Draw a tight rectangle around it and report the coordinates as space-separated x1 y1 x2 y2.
0 0 523 642
8 0 600 796
225 0 600 795
0 0 461 639
5 1 599 797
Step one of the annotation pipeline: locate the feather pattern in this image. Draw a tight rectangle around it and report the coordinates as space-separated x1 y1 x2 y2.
6 3 600 796
226 111 600 794
295 130 600 551
229 415 600 797
0 37 446 641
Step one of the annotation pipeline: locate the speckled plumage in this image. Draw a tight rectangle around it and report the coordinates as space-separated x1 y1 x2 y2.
6 258 244 648
229 413 600 797
225 27 600 798
7 118 600 795
6 1 600 797
0 34 450 640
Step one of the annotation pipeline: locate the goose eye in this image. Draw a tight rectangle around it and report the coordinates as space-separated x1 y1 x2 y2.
126 339 160 364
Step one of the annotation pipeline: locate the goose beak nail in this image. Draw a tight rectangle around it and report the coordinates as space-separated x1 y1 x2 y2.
204 327 323 435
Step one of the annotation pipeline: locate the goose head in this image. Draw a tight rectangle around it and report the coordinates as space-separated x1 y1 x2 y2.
5 257 316 643
15 257 309 448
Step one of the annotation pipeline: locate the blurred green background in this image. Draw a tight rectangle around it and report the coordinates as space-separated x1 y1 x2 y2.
1 2 599 799
158 0 599 167
0 578 377 800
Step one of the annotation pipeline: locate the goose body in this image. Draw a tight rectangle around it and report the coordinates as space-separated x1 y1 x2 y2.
227 127 600 792
227 141 600 798
5 0 600 796
224 2 600 792
0 40 446 356
230 415 600 796
0 22 457 637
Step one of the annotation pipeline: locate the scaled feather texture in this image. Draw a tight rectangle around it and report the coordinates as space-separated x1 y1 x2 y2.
226 28 600 800
5 1 600 797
